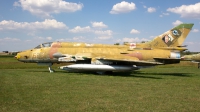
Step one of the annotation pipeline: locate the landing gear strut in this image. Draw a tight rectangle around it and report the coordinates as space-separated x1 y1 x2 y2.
48 63 55 73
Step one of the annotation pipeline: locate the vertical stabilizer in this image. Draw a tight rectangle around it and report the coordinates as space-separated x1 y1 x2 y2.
136 23 194 48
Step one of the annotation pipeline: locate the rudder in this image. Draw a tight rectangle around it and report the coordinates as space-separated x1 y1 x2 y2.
137 23 194 48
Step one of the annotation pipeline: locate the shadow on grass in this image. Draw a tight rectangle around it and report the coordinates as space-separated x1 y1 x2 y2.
25 70 51 73
63 71 164 79
133 71 193 77
25 69 193 79
25 69 162 79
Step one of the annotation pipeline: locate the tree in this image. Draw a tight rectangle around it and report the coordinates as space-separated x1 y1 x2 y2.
114 43 120 45
123 42 129 45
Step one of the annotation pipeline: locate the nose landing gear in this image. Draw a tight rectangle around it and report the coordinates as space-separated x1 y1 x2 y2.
48 63 55 73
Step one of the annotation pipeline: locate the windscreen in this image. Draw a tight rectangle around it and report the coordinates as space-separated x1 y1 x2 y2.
34 42 53 49
42 42 53 47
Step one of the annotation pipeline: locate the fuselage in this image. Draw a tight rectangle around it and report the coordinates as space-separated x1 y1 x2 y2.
182 53 200 62
16 41 180 63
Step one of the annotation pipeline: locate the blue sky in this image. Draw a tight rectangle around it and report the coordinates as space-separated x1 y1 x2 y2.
0 0 200 51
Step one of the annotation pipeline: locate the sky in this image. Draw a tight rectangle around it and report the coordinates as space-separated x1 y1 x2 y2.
0 0 200 52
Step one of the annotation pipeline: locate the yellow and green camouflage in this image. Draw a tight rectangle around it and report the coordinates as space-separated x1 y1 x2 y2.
15 23 194 72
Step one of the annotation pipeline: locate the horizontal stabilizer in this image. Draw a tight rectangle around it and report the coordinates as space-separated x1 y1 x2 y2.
177 45 187 47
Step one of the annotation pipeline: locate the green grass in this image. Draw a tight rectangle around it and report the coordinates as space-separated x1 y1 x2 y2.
0 56 200 112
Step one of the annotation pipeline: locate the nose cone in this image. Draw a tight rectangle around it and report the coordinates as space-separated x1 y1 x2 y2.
15 51 29 61
181 56 184 60
181 55 192 61
15 53 21 60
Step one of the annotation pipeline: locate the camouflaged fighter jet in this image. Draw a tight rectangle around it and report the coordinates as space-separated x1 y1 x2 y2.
182 53 200 68
15 23 194 73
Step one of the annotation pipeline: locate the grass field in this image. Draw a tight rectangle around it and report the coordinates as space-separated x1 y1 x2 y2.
0 56 200 112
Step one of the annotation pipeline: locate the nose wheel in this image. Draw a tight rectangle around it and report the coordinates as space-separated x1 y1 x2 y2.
48 63 55 73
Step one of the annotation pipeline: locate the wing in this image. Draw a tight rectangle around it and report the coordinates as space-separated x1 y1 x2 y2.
56 52 163 66
76 53 163 66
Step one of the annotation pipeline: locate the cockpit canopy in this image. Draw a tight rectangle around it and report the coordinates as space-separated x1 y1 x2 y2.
34 42 53 49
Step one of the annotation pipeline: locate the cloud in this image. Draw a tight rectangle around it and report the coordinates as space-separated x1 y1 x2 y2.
68 24 113 39
159 13 169 17
95 30 113 40
69 25 113 39
94 30 112 36
73 36 84 40
184 42 195 45
184 42 200 46
122 37 149 42
149 36 155 38
91 22 108 29
22 36 55 45
14 0 83 18
0 37 21 42
46 37 52 40
110 1 136 14
163 13 169 16
130 29 140 34
192 29 199 32
56 38 66 42
0 19 68 31
172 20 183 26
147 7 156 13
98 36 112 40
143 5 147 8
33 36 53 41
55 36 88 42
167 2 200 19
69 26 92 33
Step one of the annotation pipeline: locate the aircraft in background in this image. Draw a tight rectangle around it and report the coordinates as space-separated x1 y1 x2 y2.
182 53 200 68
15 23 194 73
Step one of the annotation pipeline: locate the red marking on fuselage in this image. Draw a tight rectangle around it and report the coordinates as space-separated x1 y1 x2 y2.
126 52 143 60
130 43 136 49
49 42 61 59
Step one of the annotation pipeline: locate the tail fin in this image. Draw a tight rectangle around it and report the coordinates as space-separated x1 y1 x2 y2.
136 23 194 48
